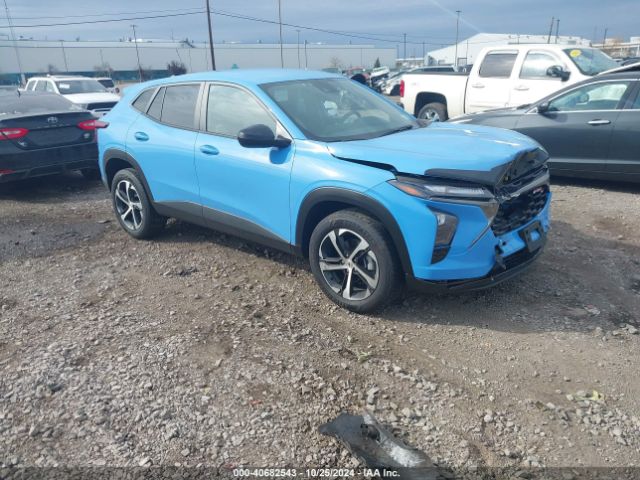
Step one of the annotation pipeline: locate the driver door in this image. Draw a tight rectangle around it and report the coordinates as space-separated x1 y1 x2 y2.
514 80 632 174
194 83 294 246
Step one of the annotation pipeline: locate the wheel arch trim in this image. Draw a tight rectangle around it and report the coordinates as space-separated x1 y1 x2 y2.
295 187 414 277
103 148 155 202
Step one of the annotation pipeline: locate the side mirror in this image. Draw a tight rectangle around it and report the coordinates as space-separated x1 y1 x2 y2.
546 65 571 82
237 124 291 149
537 102 551 114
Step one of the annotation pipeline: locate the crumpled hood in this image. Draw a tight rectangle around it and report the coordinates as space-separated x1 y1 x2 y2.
64 92 121 105
327 123 544 184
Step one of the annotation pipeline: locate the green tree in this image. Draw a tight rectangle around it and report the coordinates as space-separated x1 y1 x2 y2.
374 57 381 68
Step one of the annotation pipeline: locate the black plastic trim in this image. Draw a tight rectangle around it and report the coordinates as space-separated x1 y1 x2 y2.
295 187 414 277
154 201 293 255
407 238 546 293
102 148 154 199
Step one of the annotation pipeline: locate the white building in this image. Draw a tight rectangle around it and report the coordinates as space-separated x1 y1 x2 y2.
0 39 396 83
426 33 591 67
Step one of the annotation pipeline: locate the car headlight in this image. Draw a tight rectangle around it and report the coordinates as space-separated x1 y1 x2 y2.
389 175 498 222
389 175 493 200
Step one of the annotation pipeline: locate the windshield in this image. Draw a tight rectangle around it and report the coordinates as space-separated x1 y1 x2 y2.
261 78 418 142
55 79 107 94
563 48 619 76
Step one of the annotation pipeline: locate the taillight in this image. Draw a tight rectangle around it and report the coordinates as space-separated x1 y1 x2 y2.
77 120 109 130
0 127 29 140
399 79 405 98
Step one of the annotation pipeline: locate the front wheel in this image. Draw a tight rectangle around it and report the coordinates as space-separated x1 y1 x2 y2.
111 168 166 239
417 102 448 122
309 210 403 313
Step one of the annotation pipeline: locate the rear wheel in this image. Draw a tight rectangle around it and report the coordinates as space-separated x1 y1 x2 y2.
417 102 448 122
309 210 403 313
111 168 166 239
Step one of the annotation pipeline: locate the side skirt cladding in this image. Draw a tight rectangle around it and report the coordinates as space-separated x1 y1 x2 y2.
295 188 414 278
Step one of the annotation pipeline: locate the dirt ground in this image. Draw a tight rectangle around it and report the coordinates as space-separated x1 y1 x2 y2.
1 173 639 475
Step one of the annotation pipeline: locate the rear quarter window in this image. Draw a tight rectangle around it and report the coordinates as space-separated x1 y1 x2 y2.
479 52 518 78
132 89 155 112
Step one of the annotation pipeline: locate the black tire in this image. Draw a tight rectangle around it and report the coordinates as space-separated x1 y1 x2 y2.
309 209 403 313
417 102 448 122
80 168 101 181
111 168 166 239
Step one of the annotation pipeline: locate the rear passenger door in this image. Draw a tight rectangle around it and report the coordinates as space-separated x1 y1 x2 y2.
607 82 640 175
465 50 518 113
126 83 203 205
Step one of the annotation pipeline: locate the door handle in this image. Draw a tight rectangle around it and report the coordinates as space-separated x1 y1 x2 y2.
587 119 611 126
134 131 149 141
514 85 530 91
471 83 485 89
199 144 220 155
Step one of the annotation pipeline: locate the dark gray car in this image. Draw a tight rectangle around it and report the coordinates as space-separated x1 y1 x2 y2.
450 71 640 183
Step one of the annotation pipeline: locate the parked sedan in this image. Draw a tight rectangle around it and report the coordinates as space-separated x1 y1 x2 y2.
0 91 103 183
450 71 640 183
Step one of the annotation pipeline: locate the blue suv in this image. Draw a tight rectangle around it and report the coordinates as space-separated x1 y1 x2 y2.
98 70 551 313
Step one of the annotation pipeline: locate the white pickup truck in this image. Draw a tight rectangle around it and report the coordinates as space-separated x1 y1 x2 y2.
400 44 620 121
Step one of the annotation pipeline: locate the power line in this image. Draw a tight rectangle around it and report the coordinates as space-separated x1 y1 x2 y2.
8 7 204 20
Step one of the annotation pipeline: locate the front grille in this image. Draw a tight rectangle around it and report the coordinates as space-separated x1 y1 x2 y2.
87 102 116 111
491 185 548 236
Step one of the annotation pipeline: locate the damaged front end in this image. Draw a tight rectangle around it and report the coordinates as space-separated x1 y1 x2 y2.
381 147 552 290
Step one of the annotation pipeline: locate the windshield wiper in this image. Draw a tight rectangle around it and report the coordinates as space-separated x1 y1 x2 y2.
379 124 415 137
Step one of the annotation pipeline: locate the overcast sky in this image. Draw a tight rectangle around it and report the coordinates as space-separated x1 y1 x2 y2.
2 0 638 51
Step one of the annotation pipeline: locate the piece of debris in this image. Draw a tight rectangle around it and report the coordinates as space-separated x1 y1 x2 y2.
319 412 438 480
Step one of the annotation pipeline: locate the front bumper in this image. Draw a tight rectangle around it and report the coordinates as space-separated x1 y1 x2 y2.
0 143 98 183
407 233 546 293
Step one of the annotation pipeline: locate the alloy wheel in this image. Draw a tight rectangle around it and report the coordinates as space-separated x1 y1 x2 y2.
420 108 441 122
114 180 144 231
318 228 379 301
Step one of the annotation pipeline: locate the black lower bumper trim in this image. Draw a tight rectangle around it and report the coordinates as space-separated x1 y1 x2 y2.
407 240 546 294
0 159 97 183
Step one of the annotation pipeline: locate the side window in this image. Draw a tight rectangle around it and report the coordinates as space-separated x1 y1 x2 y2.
160 84 200 129
520 52 562 79
147 88 165 120
26 80 36 91
34 81 47 92
132 89 155 112
632 89 640 109
479 52 518 78
549 82 631 112
44 81 55 93
206 84 277 137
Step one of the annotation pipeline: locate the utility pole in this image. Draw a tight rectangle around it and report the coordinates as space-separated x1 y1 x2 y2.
602 27 608 47
60 40 69 72
277 0 284 68
296 29 301 68
422 41 425 58
131 25 143 82
547 16 554 43
403 33 407 61
555 19 560 43
304 39 308 69
3 0 25 85
205 0 216 70
454 10 461 69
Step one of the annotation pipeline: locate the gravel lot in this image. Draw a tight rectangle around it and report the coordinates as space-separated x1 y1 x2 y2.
1 173 639 474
